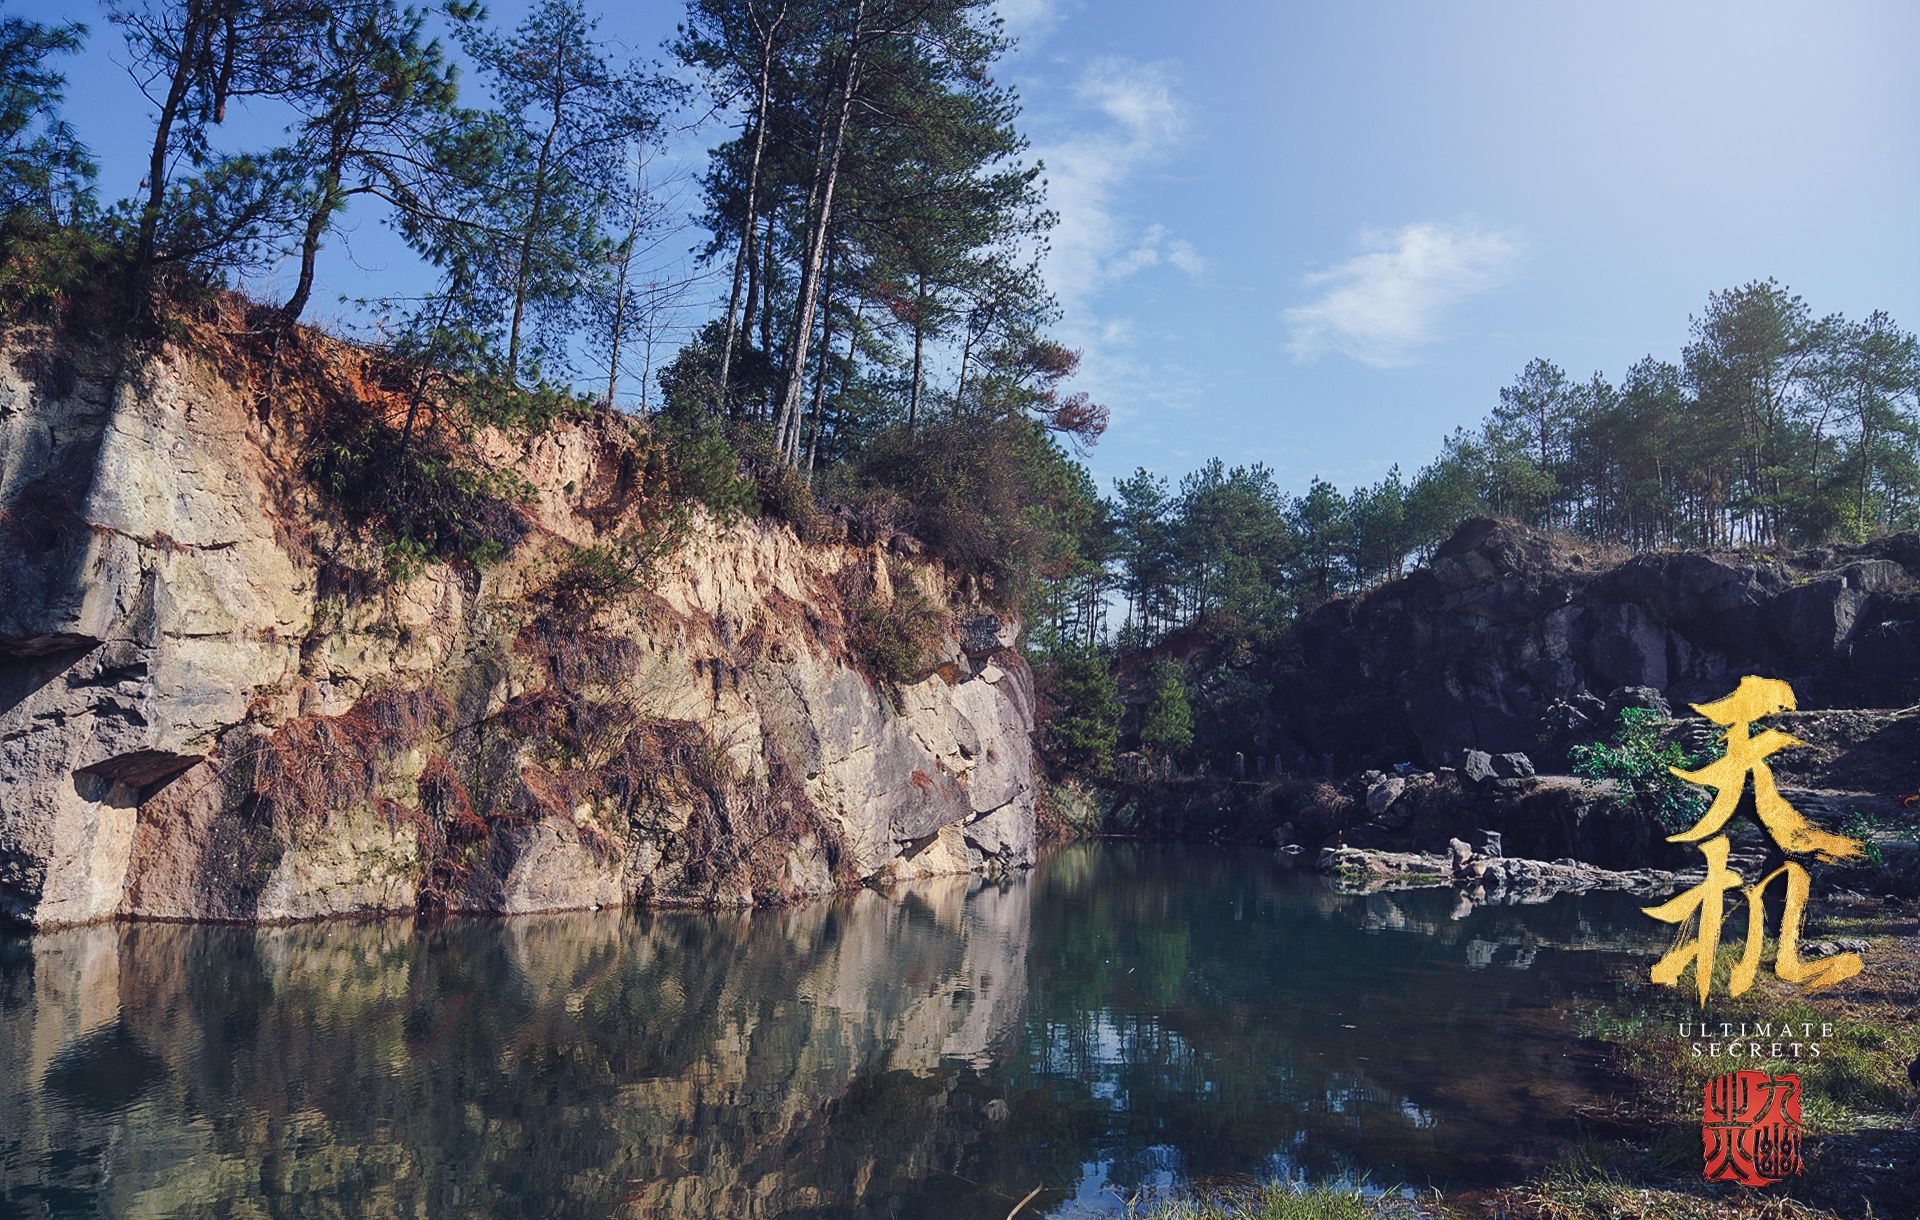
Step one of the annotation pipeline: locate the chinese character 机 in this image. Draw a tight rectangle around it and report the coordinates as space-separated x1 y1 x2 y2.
1642 676 1864 1003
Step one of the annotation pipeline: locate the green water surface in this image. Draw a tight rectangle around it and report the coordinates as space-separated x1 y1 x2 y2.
0 843 1662 1218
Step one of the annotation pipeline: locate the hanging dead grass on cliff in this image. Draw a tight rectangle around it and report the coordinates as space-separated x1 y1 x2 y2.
409 754 490 907
514 619 642 685
591 718 845 904
240 686 447 826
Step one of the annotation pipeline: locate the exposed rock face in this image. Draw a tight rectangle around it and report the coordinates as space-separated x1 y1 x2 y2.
1286 517 1920 767
0 337 1037 928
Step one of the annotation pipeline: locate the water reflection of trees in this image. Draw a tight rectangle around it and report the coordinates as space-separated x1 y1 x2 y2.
0 848 1651 1218
1008 846 1655 1194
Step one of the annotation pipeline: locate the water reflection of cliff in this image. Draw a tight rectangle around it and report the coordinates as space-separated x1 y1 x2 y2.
0 846 1657 1219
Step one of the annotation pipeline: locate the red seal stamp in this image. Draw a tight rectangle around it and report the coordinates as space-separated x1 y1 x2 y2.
1703 1070 1803 1185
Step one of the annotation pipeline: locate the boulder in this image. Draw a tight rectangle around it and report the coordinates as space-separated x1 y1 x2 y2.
1447 837 1475 873
1538 700 1592 736
1460 751 1497 785
1491 752 1535 780
1365 776 1406 817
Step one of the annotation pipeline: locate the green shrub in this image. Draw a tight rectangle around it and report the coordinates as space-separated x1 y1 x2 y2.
650 409 758 522
1838 806 1920 865
849 414 1097 607
0 217 119 324
1569 706 1704 832
546 518 690 618
754 459 826 541
306 400 531 578
848 561 947 696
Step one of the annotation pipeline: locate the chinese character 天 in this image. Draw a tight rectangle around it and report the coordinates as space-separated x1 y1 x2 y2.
1642 676 1864 1004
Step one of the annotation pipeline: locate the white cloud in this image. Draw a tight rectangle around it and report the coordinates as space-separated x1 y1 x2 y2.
1076 57 1184 148
1101 223 1208 283
1107 222 1166 278
1035 58 1199 310
1006 55 1212 477
1284 222 1520 367
1166 237 1206 277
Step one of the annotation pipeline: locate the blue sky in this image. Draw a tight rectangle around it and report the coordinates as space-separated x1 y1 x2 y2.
24 0 1920 497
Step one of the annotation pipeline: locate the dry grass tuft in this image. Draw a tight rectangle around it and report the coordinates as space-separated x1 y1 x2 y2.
243 686 447 826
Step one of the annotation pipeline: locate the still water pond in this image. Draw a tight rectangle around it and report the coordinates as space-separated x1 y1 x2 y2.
2 844 1662 1218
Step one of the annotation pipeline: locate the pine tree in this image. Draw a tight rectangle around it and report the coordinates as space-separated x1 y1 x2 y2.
1111 467 1174 643
109 0 316 299
1286 477 1349 610
465 0 671 383
673 0 802 407
1140 657 1193 763
0 14 94 226
275 0 470 324
1683 279 1818 545
1044 644 1121 773
0 12 101 316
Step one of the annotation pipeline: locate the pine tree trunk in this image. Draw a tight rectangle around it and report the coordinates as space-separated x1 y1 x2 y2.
131 3 210 310
716 4 785 404
281 189 334 325
604 158 657 405
772 0 865 463
907 273 926 433
955 317 976 409
759 209 777 416
506 35 582 385
281 137 347 324
1858 392 1874 533
793 242 835 463
509 97 566 385
740 212 760 388
810 298 862 475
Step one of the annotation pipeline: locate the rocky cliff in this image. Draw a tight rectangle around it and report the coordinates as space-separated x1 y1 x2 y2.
1282 517 1920 768
0 330 1037 929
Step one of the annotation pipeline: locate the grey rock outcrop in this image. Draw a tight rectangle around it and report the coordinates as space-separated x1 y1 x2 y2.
1282 517 1920 766
0 338 1038 928
1320 843 1690 901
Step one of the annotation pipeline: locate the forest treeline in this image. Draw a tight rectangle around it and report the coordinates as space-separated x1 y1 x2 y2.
1029 278 1919 776
1037 280 1920 659
4 4 1917 776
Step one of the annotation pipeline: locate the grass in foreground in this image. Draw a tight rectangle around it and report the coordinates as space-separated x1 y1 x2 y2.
1119 1170 1863 1220
1574 913 1920 1135
1121 1183 1430 1220
1510 1157 1862 1219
